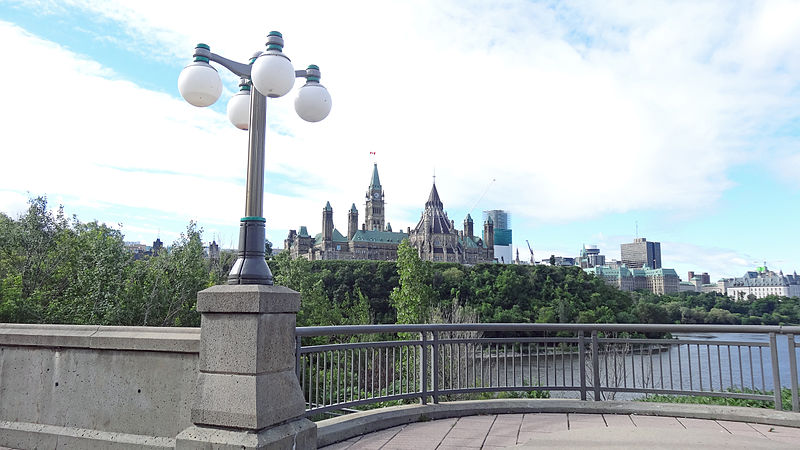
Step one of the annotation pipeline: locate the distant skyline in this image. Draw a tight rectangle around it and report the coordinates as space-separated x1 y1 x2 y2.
1 1 799 280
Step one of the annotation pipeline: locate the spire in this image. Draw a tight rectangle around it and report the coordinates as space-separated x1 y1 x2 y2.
324 201 332 211
426 182 443 209
350 203 358 213
369 163 381 189
465 213 473 223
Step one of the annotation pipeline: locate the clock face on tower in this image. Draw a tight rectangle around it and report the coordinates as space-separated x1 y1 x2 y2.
372 192 380 200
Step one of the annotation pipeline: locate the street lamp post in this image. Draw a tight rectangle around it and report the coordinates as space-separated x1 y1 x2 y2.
178 31 331 285
175 32 330 449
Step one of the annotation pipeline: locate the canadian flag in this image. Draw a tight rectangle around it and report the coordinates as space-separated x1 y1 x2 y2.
369 151 376 155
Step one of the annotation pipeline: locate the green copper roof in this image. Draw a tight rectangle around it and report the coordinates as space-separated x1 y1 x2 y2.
369 163 381 189
386 222 392 232
350 203 358 213
298 226 310 238
313 228 349 244
465 213 473 222
459 235 481 248
324 201 332 211
644 268 679 277
351 229 407 244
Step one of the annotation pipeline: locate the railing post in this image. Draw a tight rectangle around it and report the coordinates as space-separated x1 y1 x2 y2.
788 333 798 413
579 331 586 401
592 330 601 401
432 330 440 404
769 332 782 411
420 331 428 405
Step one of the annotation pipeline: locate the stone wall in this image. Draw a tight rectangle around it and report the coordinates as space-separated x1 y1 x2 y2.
0 324 200 449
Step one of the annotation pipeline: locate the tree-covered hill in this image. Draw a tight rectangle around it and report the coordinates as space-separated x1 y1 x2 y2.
2 198 798 327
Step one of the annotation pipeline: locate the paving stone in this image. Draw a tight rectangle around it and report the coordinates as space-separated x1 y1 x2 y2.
493 413 524 423
520 413 568 433
445 426 490 440
629 415 685 429
568 413 607 430
453 415 495 433
489 413 523 436
344 441 386 450
438 436 484 448
483 433 519 447
381 443 438 450
677 417 729 432
487 424 521 437
716 420 767 438
747 423 800 443
602 414 636 428
516 431 536 444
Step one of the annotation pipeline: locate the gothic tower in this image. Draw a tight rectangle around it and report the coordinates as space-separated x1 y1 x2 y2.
365 163 385 231
464 214 474 238
322 201 333 243
347 203 358 240
483 216 494 249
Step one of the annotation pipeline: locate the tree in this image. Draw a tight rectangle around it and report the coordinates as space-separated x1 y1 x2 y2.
116 222 209 327
549 255 556 266
390 240 435 324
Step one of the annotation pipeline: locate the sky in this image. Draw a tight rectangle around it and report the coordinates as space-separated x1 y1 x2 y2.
1 0 799 281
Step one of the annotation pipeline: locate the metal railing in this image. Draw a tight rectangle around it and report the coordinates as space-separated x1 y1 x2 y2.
295 324 800 416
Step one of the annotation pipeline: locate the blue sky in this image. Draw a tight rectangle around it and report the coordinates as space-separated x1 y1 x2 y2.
1 0 799 280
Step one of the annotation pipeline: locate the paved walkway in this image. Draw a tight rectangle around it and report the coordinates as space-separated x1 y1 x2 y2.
320 413 800 449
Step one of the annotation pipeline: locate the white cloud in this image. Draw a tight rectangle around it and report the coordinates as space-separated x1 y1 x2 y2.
2 1 800 263
0 190 30 218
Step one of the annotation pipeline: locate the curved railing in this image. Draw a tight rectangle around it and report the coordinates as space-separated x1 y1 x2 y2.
295 324 800 416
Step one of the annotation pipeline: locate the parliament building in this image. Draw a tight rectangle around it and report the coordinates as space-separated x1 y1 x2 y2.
284 164 495 264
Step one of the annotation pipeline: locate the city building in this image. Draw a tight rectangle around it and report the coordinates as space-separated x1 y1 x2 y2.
620 237 662 269
207 241 220 264
687 271 711 285
584 265 679 294
123 238 164 260
408 184 494 263
726 267 800 300
553 256 576 266
578 245 606 268
284 164 495 264
483 210 512 264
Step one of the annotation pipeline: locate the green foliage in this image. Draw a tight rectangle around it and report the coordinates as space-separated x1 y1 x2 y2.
4 197 800 329
0 197 210 326
390 240 435 325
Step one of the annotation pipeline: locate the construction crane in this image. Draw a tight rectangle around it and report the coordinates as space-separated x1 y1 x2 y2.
526 240 535 265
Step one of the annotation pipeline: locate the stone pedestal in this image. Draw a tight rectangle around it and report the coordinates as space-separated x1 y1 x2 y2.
176 285 316 449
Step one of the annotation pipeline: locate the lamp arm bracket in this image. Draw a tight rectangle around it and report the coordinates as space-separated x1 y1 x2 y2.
294 69 308 78
208 52 251 78
193 47 252 78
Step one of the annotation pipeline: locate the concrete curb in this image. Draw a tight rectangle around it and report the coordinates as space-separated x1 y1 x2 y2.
315 399 800 447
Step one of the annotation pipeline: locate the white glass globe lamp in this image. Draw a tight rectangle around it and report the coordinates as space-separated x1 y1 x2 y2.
251 53 295 98
227 85 251 130
178 59 222 107
295 82 332 123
